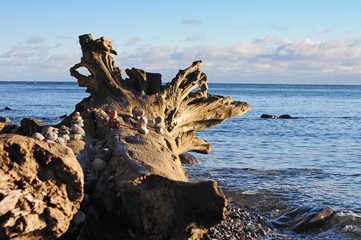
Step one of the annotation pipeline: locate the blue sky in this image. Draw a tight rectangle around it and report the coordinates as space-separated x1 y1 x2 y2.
0 0 360 84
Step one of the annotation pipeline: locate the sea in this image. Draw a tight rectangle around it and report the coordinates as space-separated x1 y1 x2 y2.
1 81 361 239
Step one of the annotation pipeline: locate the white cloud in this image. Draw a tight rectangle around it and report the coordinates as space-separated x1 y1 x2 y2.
185 35 203 42
270 26 288 31
253 35 276 44
1 36 361 83
26 36 45 44
318 29 333 35
0 42 79 80
125 36 141 46
181 18 203 25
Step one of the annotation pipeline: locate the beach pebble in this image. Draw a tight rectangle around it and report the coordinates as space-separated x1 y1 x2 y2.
58 125 70 134
73 211 86 226
62 134 70 141
148 119 155 126
199 205 279 240
179 153 198 164
83 194 90 205
133 107 145 120
32 132 45 141
92 158 107 172
138 127 149 134
44 131 58 141
41 126 55 135
98 148 112 162
71 124 85 136
93 140 103 153
70 133 83 140
55 137 67 145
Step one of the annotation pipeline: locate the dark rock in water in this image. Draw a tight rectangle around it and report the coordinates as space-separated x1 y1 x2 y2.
272 206 334 233
261 114 277 119
0 116 10 122
4 106 11 110
179 152 199 164
279 114 296 119
59 114 68 118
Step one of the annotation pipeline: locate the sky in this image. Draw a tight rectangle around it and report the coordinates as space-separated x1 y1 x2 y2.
0 0 360 84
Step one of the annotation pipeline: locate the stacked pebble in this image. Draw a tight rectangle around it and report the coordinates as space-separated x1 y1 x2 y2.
71 112 84 127
58 125 70 141
133 107 149 134
31 112 85 145
137 116 148 134
70 112 85 140
154 116 165 134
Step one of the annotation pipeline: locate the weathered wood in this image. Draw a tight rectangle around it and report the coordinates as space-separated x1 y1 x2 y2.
11 34 250 239
0 134 83 240
67 34 251 240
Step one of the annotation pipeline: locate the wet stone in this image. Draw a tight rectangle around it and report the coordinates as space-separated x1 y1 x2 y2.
200 205 281 240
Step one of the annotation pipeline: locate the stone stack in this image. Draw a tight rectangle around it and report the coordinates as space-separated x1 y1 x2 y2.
137 116 148 134
154 116 165 134
71 112 84 127
70 112 85 140
58 125 70 141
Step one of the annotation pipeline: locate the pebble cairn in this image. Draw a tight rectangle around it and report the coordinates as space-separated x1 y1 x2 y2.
31 112 85 144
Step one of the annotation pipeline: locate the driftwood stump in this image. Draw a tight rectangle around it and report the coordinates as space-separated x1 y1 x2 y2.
11 34 250 239
67 34 251 240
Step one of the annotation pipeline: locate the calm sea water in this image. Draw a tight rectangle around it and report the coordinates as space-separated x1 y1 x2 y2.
1 81 361 239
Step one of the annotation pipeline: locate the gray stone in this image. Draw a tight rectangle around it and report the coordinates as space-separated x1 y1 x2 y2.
32 132 44 141
179 153 199 164
92 158 107 172
71 124 85 136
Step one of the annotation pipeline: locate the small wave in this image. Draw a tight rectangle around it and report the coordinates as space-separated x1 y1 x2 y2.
333 210 361 226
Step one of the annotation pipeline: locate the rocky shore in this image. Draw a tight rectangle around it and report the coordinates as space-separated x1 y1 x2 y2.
201 205 286 240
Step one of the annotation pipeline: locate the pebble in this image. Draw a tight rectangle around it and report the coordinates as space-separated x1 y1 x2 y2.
55 137 67 145
32 132 44 141
70 124 85 136
200 205 281 240
92 158 107 172
70 133 83 140
133 107 145 120
73 211 86 226
98 148 112 162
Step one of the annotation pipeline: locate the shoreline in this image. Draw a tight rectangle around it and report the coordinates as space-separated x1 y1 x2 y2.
201 204 286 240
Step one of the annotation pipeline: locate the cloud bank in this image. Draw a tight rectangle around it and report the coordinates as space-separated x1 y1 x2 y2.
1 36 360 84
